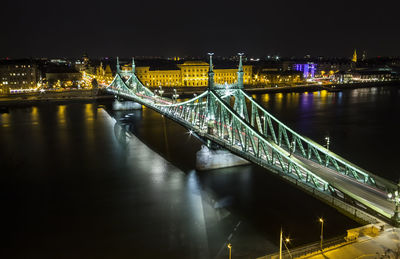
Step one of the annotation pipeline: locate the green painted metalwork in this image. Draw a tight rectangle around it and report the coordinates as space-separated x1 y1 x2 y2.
105 54 398 223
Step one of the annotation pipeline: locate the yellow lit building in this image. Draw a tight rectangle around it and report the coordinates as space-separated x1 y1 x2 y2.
83 63 114 87
135 61 252 87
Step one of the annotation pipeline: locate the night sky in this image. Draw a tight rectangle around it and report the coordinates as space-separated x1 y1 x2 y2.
2 0 400 58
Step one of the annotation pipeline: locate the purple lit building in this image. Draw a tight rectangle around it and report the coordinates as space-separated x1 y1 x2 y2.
294 63 317 78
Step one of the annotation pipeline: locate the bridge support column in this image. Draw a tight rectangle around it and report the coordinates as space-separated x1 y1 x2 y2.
112 99 142 110
196 145 250 171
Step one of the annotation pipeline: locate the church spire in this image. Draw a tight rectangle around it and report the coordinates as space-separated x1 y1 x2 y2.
131 57 135 74
352 49 357 63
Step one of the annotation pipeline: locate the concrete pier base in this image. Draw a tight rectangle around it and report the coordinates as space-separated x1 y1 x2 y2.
196 145 250 171
112 100 142 110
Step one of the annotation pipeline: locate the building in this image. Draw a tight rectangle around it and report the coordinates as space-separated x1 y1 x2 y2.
135 60 252 87
94 62 113 84
334 69 392 83
253 70 303 85
46 67 82 88
0 59 40 94
293 62 317 78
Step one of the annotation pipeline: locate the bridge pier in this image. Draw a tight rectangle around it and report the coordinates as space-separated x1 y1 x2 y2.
196 145 250 171
112 99 142 110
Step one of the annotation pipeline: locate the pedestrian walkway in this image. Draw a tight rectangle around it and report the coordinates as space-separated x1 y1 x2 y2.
259 224 400 259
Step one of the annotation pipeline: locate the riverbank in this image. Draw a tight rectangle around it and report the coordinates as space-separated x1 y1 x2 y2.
0 80 398 107
151 80 400 97
0 89 113 107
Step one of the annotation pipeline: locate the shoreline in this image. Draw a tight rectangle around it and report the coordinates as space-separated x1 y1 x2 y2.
149 80 400 97
0 81 398 107
0 94 113 108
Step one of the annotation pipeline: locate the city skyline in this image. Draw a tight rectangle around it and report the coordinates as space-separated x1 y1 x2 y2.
2 0 400 58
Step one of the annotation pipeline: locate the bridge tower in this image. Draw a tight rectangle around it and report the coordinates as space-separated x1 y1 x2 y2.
116 56 121 74
235 53 248 120
206 53 215 135
207 53 215 89
131 57 135 74
237 53 244 89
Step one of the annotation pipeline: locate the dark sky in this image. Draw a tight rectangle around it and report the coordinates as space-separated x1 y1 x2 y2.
2 0 400 58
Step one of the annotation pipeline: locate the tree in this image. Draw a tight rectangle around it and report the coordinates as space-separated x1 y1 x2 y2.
91 78 98 89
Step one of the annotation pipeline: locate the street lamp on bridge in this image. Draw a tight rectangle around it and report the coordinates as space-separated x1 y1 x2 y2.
289 140 295 157
324 136 330 150
172 89 179 103
158 85 164 98
387 182 400 224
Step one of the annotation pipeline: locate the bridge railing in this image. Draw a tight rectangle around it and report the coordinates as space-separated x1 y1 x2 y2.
105 71 395 223
106 74 388 196
260 235 350 259
240 90 396 192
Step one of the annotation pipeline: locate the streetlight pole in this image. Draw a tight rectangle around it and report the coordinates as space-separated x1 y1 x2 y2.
387 181 400 225
289 140 295 157
325 136 330 150
227 243 232 259
319 218 324 251
279 228 282 259
172 89 179 104
158 85 164 98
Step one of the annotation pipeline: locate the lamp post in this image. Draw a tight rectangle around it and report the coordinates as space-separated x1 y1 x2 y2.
319 218 324 251
227 243 232 259
172 89 179 103
158 85 164 98
387 182 400 224
279 228 293 259
325 136 330 150
279 228 282 259
289 140 295 157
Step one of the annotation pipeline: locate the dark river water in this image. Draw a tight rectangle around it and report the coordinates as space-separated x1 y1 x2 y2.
2 86 399 259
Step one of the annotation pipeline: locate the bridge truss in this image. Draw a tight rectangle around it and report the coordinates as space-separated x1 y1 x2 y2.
105 55 398 224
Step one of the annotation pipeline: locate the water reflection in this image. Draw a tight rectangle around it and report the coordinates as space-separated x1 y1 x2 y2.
114 122 131 146
3 87 399 258
57 105 67 128
31 106 39 126
84 103 96 145
299 92 314 112
261 94 270 103
0 112 11 128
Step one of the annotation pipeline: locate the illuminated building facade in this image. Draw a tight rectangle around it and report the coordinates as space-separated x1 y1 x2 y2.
334 70 392 83
293 63 317 78
46 69 81 87
0 59 40 94
253 70 303 85
94 62 113 84
135 61 252 87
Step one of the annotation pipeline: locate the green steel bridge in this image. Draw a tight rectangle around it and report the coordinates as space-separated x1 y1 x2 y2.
105 54 399 226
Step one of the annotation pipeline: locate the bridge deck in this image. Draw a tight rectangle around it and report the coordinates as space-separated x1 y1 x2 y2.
105 64 397 224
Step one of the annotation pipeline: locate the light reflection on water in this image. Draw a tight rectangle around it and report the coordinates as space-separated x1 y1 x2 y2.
57 105 67 128
2 85 400 259
0 112 10 127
